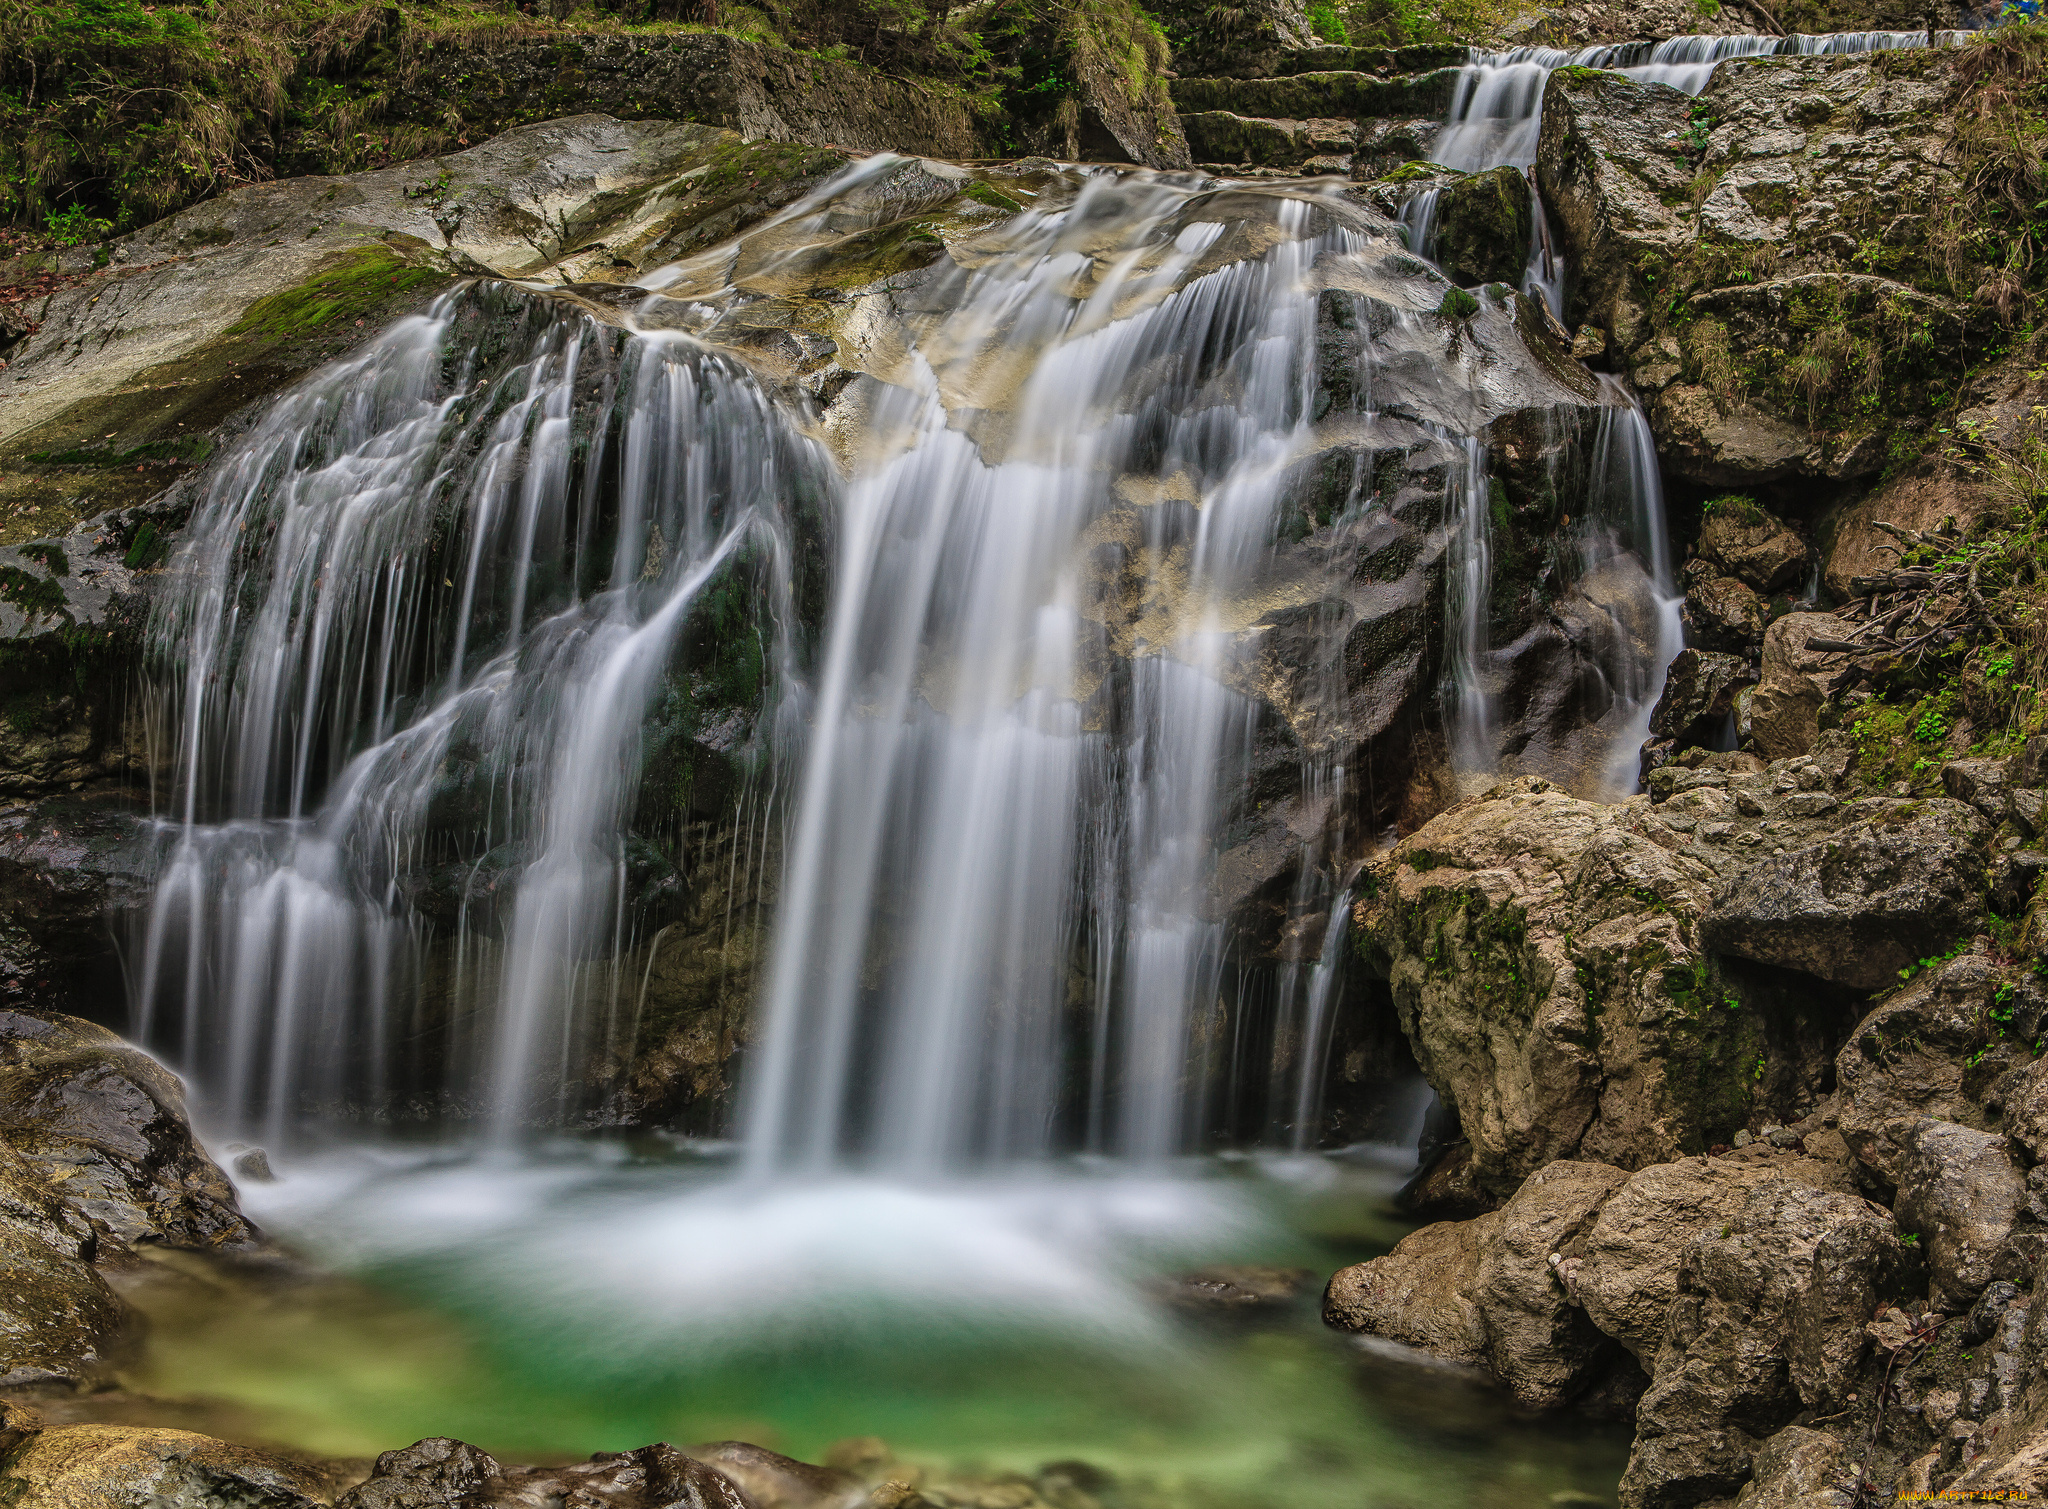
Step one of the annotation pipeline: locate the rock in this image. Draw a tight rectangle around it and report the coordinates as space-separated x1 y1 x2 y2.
687 1442 860 1509
1834 954 2029 1180
1152 0 1315 78
2 117 854 461
1577 1154 1858 1365
1476 1159 1630 1409
0 1424 329 1507
1729 1426 1853 1509
1181 111 1353 169
1351 118 1441 178
1820 465 1998 603
1163 1265 1316 1310
1681 564 1771 656
1889 1118 2027 1309
1620 1181 1917 1509
1700 798 1990 990
338 1439 758 1509
1945 759 2016 827
1355 778 1760 1195
0 1140 131 1390
337 1437 503 1509
1748 613 1853 762
0 800 155 1014
0 1009 257 1251
1433 166 1533 288
1698 502 1809 596
1322 1212 1502 1365
2007 1056 2048 1167
1650 650 1758 751
1968 1281 2025 1345
1536 56 1971 486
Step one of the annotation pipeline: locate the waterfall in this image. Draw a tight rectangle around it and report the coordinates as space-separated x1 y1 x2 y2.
1443 438 1496 777
738 180 1359 1173
136 286 818 1138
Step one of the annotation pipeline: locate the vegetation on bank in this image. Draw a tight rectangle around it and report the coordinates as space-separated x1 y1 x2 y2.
0 0 1179 238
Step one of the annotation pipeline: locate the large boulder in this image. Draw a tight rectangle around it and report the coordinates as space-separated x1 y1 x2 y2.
1576 1153 1858 1365
1620 1180 1918 1509
1536 57 1972 487
1434 166 1533 289
1355 778 1760 1195
1697 502 1809 597
337 1438 756 1509
1650 649 1758 752
1747 613 1852 763
0 1010 255 1252
0 801 155 1014
1475 1159 1630 1409
1701 799 1990 990
1322 1211 1501 1365
1888 1117 2028 1310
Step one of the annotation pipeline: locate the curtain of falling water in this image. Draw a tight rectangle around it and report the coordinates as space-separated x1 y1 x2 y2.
740 180 1352 1172
137 286 816 1141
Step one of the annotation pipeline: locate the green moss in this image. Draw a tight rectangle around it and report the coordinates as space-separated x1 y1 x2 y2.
17 543 68 576
964 181 1026 214
227 246 443 339
1437 286 1481 321
0 565 68 622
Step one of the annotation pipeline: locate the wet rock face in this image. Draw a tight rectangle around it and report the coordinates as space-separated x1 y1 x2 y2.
1700 797 1989 990
1433 167 1534 289
0 800 154 1015
1322 1210 1502 1365
1650 649 1757 752
0 1010 255 1252
0 1418 334 1508
338 1438 760 1509
0 1141 131 1391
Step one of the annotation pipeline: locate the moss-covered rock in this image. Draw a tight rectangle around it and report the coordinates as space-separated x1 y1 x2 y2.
1434 165 1533 288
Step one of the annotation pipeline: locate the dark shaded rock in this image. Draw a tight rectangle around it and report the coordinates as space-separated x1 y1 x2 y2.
1151 0 1315 78
1650 649 1757 750
1700 798 1989 990
0 1140 132 1391
1969 1281 2025 1345
1697 502 1808 596
1352 119 1442 179
340 1439 758 1509
1434 166 1534 289
0 1010 257 1251
1170 69 1461 122
1180 111 1354 169
0 799 154 1017
1681 563 1770 656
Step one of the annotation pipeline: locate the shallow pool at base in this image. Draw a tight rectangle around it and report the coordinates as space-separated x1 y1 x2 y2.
118 1143 1628 1509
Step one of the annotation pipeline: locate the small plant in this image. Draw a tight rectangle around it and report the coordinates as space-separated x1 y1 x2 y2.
1900 1231 1921 1246
1989 653 2018 679
1679 101 1716 155
1752 1052 1766 1082
1305 0 1349 42
1914 708 1952 744
43 205 113 246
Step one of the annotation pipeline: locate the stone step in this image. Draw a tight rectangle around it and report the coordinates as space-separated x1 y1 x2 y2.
1169 69 1461 123
1274 43 1467 76
1179 111 1356 170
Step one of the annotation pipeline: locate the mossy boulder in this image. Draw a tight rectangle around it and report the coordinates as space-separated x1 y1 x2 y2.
1354 777 1760 1198
1434 164 1533 288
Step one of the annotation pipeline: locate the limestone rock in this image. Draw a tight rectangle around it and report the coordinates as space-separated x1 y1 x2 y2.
0 801 155 1014
1945 759 2016 828
1748 613 1852 762
1820 464 1997 602
1699 503 1809 596
1834 954 2021 1181
1577 1155 1857 1365
1730 1426 1853 1509
1889 1118 2027 1309
0 1009 257 1251
336 1438 503 1509
1181 111 1353 169
1476 1159 1629 1409
0 1425 332 1507
1700 798 1989 990
1620 1181 1917 1509
688 1443 860 1509
1321 1212 1501 1364
1355 778 1750 1194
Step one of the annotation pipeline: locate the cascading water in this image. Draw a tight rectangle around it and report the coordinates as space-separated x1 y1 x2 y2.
137 286 817 1140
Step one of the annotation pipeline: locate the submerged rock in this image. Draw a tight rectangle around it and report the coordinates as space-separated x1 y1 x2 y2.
0 1141 131 1391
